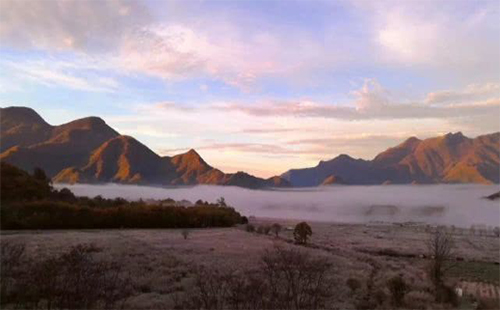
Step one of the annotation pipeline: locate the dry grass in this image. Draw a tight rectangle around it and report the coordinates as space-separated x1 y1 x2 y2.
1 220 498 309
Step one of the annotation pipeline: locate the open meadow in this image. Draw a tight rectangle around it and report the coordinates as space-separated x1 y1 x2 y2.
2 220 499 309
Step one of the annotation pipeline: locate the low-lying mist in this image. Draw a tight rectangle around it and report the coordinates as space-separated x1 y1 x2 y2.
56 184 500 228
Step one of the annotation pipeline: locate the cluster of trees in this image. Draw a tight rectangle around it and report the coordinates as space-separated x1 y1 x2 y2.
0 163 245 229
246 221 313 245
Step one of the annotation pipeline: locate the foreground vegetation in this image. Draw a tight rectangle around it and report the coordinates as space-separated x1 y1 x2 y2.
3 224 496 310
0 162 245 229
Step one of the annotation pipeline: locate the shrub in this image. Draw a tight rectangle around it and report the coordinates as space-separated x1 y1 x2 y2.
387 275 408 307
271 223 282 237
261 246 332 309
246 224 255 233
293 222 312 244
0 241 26 305
181 229 190 240
1 243 131 309
217 197 227 208
187 246 333 309
256 226 264 234
263 226 271 235
373 289 387 305
404 290 434 309
54 187 77 202
346 278 361 293
240 216 249 224
434 284 458 306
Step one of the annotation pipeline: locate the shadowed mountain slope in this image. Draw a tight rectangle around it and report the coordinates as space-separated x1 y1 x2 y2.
0 107 119 176
0 107 53 152
1 107 289 189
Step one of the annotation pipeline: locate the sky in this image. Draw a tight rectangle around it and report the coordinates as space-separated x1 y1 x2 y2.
1 0 499 178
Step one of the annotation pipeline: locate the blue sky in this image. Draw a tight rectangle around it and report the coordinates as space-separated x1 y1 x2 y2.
1 0 499 177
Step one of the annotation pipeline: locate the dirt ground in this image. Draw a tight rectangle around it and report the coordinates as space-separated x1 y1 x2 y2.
1 220 499 309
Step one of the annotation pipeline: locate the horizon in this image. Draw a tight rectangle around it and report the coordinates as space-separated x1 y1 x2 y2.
1 0 499 177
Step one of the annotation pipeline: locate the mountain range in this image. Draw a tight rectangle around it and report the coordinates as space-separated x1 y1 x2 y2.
1 106 498 188
282 132 499 186
0 107 290 189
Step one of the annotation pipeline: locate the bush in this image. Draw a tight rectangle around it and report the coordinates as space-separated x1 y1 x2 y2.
0 241 26 304
373 289 387 305
263 226 271 235
271 223 282 237
261 246 332 309
246 224 255 233
256 226 264 234
216 197 227 208
240 216 249 224
387 275 408 307
293 222 312 244
403 290 436 309
181 229 190 240
346 278 361 293
434 284 458 306
187 246 333 309
1 243 131 309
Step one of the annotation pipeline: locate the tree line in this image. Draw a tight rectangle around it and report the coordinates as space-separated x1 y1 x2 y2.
0 162 245 229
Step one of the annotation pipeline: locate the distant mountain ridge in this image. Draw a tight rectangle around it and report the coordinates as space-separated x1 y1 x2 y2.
1 106 498 188
282 132 500 186
0 107 290 189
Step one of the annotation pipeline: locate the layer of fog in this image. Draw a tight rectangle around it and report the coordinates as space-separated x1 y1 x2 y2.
56 184 500 228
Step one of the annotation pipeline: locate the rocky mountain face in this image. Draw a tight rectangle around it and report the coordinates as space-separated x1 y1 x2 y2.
282 132 499 186
0 107 290 189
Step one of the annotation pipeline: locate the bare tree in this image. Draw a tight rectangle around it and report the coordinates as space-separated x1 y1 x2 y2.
427 228 454 286
271 223 282 237
216 197 227 208
293 222 312 245
181 229 190 240
261 246 332 309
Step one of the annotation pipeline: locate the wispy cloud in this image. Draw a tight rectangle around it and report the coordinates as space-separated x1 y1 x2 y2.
1 59 119 92
213 81 500 121
425 83 500 104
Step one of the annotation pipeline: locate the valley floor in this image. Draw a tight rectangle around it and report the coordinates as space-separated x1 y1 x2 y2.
1 220 499 309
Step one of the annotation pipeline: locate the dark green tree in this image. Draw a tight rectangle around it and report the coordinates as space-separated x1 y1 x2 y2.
33 167 49 183
293 222 312 244
216 197 227 207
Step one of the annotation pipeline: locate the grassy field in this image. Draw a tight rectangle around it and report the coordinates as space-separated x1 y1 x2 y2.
1 220 499 309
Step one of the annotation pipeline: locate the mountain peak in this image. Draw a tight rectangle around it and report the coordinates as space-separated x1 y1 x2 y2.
63 116 110 130
1 106 50 128
186 148 201 157
443 131 466 144
444 131 464 138
335 154 355 161
403 136 421 145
